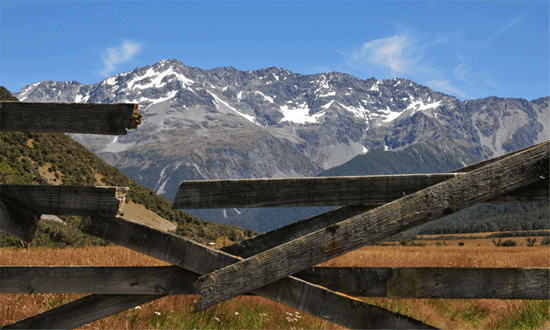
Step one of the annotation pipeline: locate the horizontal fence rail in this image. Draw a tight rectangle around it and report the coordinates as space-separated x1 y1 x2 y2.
174 173 466 209
193 142 549 310
0 185 128 242
0 102 141 135
174 174 549 210
2 266 547 300
0 185 128 216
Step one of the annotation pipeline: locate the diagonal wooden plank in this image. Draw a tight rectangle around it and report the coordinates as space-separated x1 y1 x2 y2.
3 266 547 300
79 216 437 329
0 185 128 217
221 205 374 258
2 294 160 330
194 141 549 310
173 173 464 208
0 102 141 135
489 179 549 202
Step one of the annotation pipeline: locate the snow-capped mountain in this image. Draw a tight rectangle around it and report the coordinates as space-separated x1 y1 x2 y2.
16 59 549 211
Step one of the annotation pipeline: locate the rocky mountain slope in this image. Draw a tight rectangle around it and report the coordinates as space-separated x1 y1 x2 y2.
1 86 255 245
15 60 549 231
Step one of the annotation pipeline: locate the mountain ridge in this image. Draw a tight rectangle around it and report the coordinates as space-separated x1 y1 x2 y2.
14 60 549 232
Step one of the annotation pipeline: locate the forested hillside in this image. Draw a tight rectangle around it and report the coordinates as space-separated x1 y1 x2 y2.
0 87 256 247
399 202 549 239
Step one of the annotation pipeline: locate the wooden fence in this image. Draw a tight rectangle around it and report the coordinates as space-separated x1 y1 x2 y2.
1 101 548 329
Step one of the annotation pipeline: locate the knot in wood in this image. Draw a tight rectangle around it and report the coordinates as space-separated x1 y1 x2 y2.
325 224 339 234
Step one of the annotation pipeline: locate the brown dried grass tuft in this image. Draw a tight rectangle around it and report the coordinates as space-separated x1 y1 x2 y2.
1 240 548 329
318 243 550 268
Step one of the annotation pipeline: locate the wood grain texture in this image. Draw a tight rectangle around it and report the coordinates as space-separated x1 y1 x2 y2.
0 199 40 242
173 173 464 209
79 216 436 329
2 294 160 329
0 102 140 135
194 142 549 310
221 205 374 258
386 267 549 300
0 185 128 217
2 266 546 300
489 179 549 202
0 266 198 295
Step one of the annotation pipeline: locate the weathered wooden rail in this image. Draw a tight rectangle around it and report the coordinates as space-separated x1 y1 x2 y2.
173 173 548 209
0 102 141 135
0 185 128 242
1 100 548 329
3 266 547 299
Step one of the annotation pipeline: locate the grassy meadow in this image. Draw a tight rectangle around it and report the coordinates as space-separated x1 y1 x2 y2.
1 237 549 329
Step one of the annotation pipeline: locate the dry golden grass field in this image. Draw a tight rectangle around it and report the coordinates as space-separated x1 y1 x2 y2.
1 238 549 329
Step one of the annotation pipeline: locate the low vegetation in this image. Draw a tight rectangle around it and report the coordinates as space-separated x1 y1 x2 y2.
1 241 548 329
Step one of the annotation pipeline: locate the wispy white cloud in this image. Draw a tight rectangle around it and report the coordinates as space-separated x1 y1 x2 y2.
426 80 470 99
484 12 528 44
343 34 440 78
342 26 519 100
344 34 420 75
484 80 503 90
453 53 472 84
99 40 143 77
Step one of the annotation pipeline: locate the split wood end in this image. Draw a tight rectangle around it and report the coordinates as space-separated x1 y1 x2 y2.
115 187 129 217
125 104 142 133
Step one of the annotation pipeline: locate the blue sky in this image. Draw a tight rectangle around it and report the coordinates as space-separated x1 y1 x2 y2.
1 1 548 101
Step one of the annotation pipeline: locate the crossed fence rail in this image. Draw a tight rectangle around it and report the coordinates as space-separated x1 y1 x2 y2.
1 101 548 329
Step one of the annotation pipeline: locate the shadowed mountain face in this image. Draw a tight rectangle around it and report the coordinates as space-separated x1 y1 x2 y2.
15 60 549 231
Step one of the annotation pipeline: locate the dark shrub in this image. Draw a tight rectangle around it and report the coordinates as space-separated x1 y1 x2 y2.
501 239 517 247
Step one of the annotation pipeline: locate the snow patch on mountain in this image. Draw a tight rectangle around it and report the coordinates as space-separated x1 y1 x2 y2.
101 136 136 153
280 103 324 124
337 102 370 121
319 91 336 98
17 82 41 101
74 93 90 103
210 92 259 125
406 100 442 114
255 91 274 103
127 66 195 91
379 106 402 123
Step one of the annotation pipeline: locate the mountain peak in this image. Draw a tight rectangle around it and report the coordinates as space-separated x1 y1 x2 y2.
14 60 548 208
